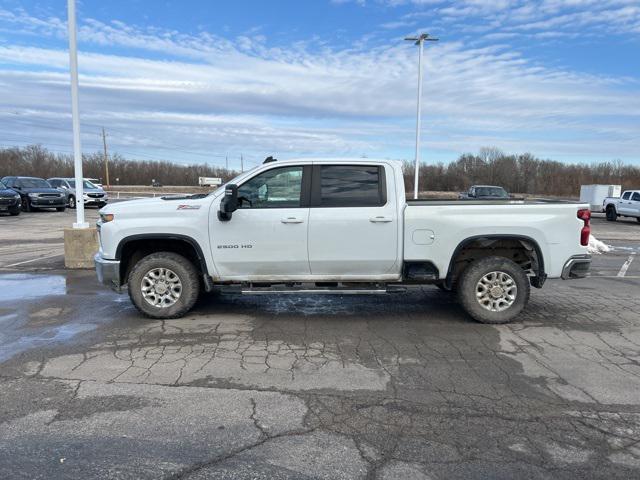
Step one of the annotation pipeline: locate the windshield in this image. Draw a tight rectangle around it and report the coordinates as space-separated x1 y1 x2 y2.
0 181 6 189
68 180 98 189
20 178 51 188
476 187 508 198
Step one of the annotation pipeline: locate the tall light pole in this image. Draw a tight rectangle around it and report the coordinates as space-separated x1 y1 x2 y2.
405 33 438 199
67 0 88 228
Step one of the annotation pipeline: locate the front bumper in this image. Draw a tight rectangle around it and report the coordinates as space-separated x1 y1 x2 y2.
561 254 592 280
94 253 122 292
0 198 20 210
29 197 66 207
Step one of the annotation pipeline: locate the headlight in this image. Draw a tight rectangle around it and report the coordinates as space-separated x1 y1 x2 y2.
100 213 115 223
28 193 39 198
14 194 20 199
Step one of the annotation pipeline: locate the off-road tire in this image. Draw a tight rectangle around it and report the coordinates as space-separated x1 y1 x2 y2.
458 256 530 324
128 252 200 319
606 206 617 222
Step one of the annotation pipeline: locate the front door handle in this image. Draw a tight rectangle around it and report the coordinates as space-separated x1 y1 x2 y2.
281 217 304 224
369 216 393 223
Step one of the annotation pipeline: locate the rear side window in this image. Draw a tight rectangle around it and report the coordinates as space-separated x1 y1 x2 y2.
623 192 631 200
316 165 385 207
632 192 640 202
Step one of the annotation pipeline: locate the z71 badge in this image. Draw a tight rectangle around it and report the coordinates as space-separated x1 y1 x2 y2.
177 205 201 210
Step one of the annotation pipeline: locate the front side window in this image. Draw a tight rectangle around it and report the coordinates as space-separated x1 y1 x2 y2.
632 192 640 202
622 192 631 200
237 166 303 208
319 165 383 207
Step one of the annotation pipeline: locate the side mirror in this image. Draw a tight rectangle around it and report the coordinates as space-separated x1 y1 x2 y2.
218 184 238 221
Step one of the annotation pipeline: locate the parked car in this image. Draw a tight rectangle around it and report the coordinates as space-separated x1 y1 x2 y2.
95 158 591 324
48 177 108 209
0 176 66 212
459 185 510 199
0 179 22 216
603 190 640 222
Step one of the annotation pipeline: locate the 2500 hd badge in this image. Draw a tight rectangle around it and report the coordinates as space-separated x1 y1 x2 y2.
217 244 253 249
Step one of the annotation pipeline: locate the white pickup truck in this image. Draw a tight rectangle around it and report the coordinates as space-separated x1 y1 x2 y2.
603 190 640 222
95 158 592 324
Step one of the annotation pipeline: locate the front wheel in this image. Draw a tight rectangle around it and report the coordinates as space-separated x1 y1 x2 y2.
128 252 200 319
457 256 530 324
9 206 20 216
68 195 76 209
606 206 617 221
56 207 66 212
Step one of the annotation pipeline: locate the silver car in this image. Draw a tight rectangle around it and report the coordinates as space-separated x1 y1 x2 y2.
48 177 108 209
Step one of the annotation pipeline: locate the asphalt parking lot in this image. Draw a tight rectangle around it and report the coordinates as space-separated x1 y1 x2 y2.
1 209 640 479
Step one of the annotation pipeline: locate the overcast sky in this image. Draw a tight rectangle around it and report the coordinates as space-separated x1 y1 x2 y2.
0 0 639 169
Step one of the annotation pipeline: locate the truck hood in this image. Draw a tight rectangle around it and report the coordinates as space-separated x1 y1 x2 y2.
101 194 211 216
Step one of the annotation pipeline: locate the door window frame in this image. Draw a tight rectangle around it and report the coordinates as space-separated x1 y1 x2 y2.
235 164 312 209
309 164 387 208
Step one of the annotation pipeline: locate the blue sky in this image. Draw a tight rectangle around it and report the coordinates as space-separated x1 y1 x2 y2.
0 0 638 169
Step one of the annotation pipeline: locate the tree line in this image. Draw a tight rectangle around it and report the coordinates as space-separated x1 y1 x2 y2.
1 145 638 197
0 145 238 186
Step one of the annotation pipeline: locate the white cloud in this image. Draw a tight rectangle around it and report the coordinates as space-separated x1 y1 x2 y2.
0 6 638 164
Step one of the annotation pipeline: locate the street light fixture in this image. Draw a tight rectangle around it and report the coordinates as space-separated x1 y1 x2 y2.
405 33 438 199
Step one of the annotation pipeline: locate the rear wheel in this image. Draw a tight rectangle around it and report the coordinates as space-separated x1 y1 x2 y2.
458 256 530 324
128 252 200 319
606 206 617 221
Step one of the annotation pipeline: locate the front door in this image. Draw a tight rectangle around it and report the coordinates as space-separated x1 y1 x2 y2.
210 165 311 279
307 164 399 277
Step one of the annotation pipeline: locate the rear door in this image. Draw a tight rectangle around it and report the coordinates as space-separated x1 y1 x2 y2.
307 163 399 277
210 165 312 278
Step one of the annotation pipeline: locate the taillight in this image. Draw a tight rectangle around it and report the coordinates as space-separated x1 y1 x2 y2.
578 208 590 246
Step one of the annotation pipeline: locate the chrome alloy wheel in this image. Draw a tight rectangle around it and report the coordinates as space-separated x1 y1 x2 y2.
475 271 517 312
141 267 182 308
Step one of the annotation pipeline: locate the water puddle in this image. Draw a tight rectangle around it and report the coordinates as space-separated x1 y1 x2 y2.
0 273 65 301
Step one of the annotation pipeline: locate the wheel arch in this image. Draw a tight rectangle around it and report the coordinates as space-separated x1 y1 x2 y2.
445 234 546 289
115 234 209 286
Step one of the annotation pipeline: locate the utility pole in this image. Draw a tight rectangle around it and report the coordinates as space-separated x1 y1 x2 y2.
240 154 244 173
101 127 110 187
405 33 438 199
225 155 228 170
67 0 87 228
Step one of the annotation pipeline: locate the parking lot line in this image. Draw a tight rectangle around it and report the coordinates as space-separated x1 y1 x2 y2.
2 252 64 268
617 253 637 277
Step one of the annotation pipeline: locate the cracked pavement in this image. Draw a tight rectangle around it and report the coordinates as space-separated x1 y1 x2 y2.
1 211 640 479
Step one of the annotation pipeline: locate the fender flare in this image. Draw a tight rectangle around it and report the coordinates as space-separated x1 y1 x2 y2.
115 233 209 276
445 234 546 288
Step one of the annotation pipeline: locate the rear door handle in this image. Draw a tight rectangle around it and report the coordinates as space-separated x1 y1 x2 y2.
281 217 304 224
369 216 393 223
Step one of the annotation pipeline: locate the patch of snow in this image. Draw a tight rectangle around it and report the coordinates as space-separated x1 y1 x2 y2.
588 235 611 254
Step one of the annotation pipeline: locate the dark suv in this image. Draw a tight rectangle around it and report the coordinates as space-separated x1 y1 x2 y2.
0 179 22 216
1 176 66 212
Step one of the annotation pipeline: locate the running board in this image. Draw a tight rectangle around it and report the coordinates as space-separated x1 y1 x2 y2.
241 288 389 295
225 284 409 295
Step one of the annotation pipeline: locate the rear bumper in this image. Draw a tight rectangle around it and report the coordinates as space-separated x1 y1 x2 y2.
95 253 122 292
561 254 592 280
